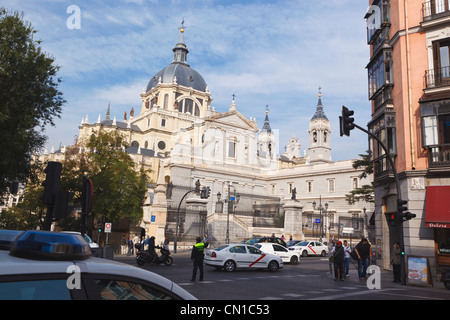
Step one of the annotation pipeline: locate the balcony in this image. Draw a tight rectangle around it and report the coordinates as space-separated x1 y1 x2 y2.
428 145 450 168
424 66 450 92
422 1 450 26
422 1 450 20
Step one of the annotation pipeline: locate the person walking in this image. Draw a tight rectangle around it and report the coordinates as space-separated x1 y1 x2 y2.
121 235 127 255
191 236 208 281
355 238 372 280
391 242 401 283
330 241 345 281
343 240 351 278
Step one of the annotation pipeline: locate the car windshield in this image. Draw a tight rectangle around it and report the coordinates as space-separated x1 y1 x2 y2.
214 245 229 251
295 241 310 246
286 240 300 247
254 244 262 249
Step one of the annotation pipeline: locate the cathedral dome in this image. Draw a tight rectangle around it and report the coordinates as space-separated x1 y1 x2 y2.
146 24 207 93
146 63 207 92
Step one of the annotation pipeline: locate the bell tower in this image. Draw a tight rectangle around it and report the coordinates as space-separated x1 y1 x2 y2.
308 88 331 163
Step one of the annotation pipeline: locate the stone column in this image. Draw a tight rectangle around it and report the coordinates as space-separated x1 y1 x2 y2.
283 200 304 240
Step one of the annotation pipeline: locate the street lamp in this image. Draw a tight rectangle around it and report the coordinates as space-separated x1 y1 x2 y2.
312 196 328 241
225 184 240 244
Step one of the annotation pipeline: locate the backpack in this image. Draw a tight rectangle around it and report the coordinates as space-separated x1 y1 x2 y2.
350 248 358 260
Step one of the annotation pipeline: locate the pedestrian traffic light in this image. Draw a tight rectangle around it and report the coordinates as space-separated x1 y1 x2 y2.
397 199 416 222
340 106 355 136
41 162 62 205
206 186 211 199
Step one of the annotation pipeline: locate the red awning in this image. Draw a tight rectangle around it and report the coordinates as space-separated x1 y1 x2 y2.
425 186 450 228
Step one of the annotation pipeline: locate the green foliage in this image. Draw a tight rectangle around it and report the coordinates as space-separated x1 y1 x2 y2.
346 150 374 205
0 7 64 195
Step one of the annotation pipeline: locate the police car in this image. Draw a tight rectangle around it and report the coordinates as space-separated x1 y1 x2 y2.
204 243 283 272
0 230 196 300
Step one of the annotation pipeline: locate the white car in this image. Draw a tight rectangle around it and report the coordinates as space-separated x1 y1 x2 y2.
288 241 329 257
254 242 300 264
61 231 99 248
0 230 196 300
205 244 283 272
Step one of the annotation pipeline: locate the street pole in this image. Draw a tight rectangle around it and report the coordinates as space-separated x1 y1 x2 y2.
352 123 406 285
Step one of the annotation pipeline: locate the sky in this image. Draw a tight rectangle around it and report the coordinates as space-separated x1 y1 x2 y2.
4 0 372 161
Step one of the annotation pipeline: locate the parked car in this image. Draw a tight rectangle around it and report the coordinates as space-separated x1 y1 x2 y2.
288 241 329 257
205 244 283 272
286 240 303 247
254 242 300 264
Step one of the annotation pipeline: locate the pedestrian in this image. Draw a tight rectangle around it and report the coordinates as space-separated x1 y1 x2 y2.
330 241 345 281
127 236 133 256
391 242 401 283
132 234 139 256
121 235 127 255
343 240 351 278
354 238 372 280
191 236 208 281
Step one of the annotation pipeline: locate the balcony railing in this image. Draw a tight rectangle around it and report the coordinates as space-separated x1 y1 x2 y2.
373 154 393 178
422 0 450 21
424 66 450 89
428 145 450 167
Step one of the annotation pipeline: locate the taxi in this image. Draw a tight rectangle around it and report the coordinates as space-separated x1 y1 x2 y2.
204 243 283 272
0 230 196 300
254 242 300 264
288 240 329 257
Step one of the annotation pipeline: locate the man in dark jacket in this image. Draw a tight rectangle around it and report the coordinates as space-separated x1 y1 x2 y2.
355 238 372 280
191 236 208 281
147 236 157 263
331 241 345 281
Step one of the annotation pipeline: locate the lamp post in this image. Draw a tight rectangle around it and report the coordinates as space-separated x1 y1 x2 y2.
312 196 328 241
225 184 240 244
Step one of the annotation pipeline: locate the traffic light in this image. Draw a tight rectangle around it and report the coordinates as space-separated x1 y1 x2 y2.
54 190 75 220
97 223 103 233
340 106 355 137
200 186 211 199
41 162 62 205
397 199 416 222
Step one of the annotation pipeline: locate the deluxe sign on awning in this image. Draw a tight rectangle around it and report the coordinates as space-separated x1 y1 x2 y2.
425 186 450 228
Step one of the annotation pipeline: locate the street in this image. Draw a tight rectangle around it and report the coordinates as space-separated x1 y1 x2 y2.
114 249 450 301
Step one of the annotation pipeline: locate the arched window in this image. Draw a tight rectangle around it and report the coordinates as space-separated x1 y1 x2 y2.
177 98 201 117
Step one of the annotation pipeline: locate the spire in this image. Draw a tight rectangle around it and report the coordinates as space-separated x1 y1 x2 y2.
105 102 111 120
311 87 328 121
262 105 272 133
172 19 189 65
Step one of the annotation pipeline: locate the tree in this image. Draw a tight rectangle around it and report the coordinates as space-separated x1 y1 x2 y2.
63 130 149 224
346 150 374 205
0 8 64 196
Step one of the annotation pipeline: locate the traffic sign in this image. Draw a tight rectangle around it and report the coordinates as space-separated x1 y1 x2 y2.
104 223 112 233
315 218 321 223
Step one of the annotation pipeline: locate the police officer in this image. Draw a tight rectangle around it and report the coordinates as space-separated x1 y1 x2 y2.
191 236 208 281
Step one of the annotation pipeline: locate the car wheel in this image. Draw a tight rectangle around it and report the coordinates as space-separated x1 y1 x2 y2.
302 250 308 257
321 250 327 257
290 255 299 264
268 260 279 272
224 260 236 272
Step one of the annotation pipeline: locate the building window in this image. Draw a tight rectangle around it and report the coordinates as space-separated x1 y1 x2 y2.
177 98 201 116
163 94 169 109
161 119 166 127
228 141 236 158
368 49 393 99
328 179 335 192
307 181 313 193
353 177 359 189
426 39 450 88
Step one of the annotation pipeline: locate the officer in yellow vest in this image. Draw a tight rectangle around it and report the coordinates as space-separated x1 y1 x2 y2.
191 236 208 281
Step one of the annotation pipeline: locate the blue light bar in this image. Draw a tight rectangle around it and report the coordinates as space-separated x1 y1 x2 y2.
10 230 91 260
0 230 23 250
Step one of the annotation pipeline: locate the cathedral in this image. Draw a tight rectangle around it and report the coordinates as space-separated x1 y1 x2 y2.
42 25 373 247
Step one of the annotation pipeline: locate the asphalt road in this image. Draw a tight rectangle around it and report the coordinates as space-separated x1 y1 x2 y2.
114 249 450 301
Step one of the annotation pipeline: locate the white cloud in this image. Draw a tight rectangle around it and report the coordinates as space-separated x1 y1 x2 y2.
3 0 372 161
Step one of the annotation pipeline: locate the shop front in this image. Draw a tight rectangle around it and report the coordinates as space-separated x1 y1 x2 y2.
425 186 450 270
